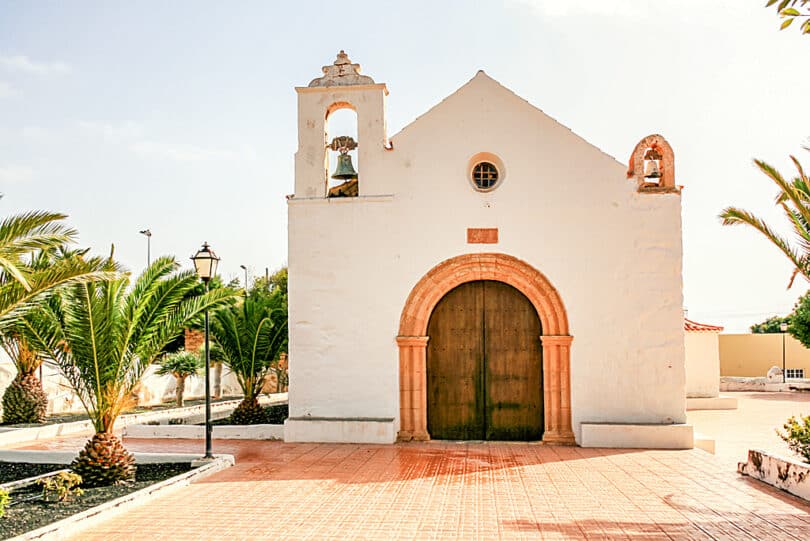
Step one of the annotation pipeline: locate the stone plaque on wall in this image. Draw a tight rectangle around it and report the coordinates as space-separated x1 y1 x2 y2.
467 228 498 244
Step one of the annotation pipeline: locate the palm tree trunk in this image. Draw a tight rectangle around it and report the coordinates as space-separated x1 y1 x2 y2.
175 375 185 407
213 362 222 399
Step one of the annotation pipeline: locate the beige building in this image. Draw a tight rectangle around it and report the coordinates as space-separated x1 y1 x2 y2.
720 333 810 379
684 318 723 398
286 51 692 448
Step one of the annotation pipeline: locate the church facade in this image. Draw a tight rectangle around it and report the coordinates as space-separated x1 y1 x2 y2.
285 52 692 448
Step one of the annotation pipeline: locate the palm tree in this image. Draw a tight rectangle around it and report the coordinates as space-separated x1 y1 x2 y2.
210 288 287 424
0 211 106 323
720 154 810 288
155 349 201 407
23 255 236 486
0 214 108 424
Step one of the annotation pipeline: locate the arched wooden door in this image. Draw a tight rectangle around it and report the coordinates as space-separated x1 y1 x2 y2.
426 280 543 440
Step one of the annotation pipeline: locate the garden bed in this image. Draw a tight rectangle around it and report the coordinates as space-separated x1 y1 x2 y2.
0 394 287 448
210 403 288 425
1 463 191 539
0 464 66 485
124 404 288 440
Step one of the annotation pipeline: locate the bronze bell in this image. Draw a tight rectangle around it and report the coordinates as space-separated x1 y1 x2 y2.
643 148 662 179
331 153 358 180
643 159 661 179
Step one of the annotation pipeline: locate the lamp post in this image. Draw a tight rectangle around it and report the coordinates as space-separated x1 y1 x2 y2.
240 264 248 292
781 322 789 383
139 229 152 267
191 242 220 459
138 229 152 267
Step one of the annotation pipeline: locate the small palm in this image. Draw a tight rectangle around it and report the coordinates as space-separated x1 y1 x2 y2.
156 349 202 407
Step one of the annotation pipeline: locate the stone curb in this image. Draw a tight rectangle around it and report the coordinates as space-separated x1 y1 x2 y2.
124 423 284 440
6 454 235 541
0 450 209 464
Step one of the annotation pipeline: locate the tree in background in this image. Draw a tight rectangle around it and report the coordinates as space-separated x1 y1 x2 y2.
251 266 287 296
155 349 201 407
211 284 287 424
767 0 810 35
23 255 235 486
787 291 810 348
720 153 810 288
751 314 792 334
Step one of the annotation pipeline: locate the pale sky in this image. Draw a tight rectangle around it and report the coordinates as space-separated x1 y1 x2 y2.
0 1 808 332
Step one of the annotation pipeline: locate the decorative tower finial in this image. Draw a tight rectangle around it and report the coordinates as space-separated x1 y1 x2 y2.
308 50 376 88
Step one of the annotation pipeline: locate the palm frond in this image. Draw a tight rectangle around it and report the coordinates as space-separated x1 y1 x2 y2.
720 154 810 288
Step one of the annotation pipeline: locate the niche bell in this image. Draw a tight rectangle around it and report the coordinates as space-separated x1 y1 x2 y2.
643 147 662 180
330 136 358 181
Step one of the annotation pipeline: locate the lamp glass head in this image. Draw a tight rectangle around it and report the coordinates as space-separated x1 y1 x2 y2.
191 242 220 281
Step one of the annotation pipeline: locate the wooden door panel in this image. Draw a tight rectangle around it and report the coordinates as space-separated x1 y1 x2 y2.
427 282 485 440
484 281 543 441
426 280 543 441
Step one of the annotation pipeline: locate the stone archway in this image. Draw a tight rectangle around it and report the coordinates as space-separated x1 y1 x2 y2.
397 253 575 444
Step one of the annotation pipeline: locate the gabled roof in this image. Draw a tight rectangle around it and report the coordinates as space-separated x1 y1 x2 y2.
390 70 622 166
684 318 724 332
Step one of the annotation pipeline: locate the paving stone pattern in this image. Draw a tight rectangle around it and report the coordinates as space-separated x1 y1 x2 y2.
55 439 810 541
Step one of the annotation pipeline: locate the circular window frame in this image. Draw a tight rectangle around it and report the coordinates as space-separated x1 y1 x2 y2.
467 152 505 192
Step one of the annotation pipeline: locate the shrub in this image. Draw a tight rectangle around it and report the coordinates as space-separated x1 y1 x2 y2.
39 471 84 502
778 415 810 462
0 488 9 517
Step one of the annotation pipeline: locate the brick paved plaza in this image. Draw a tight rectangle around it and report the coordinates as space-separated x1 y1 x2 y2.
8 392 810 540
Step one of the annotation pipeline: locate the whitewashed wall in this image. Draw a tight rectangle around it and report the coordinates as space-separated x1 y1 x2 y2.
685 331 721 398
288 71 686 443
0 355 242 416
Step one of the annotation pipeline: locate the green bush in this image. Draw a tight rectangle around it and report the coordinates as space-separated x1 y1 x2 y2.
778 415 810 462
39 471 84 502
0 488 9 517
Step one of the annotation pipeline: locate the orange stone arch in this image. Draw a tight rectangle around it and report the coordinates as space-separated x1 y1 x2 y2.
397 253 575 444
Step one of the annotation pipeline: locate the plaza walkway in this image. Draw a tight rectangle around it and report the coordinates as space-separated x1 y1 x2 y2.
687 390 810 465
8 392 810 540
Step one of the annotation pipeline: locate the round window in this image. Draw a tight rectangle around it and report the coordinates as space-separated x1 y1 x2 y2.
472 162 499 191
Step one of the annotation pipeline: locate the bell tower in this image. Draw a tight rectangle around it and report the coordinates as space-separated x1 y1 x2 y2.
294 51 389 198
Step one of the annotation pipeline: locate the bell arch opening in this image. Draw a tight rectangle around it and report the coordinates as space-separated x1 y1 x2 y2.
325 105 359 197
397 253 575 444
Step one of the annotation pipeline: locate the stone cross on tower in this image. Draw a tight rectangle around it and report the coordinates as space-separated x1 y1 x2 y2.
308 50 376 87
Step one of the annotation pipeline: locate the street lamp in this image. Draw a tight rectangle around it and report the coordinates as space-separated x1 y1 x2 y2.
191 242 220 459
781 321 789 383
240 264 248 292
139 229 152 266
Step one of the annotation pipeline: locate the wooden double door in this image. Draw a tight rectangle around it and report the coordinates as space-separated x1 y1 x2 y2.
426 280 544 441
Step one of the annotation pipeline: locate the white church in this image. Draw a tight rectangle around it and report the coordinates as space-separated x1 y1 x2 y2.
284 51 692 449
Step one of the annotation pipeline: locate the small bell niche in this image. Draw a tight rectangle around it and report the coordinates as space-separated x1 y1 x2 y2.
627 134 679 194
326 106 359 197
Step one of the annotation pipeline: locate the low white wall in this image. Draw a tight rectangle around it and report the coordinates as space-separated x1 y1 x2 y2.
0 356 243 416
284 418 397 444
124 424 285 440
685 331 720 398
739 449 810 502
580 423 694 449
